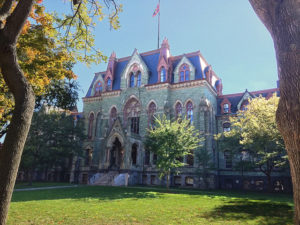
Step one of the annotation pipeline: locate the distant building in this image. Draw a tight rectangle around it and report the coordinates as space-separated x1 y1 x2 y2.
77 39 290 192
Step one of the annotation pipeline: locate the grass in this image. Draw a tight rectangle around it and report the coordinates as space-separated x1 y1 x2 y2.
14 182 71 189
8 186 294 225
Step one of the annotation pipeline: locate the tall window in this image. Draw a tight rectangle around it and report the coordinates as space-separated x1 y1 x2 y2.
137 72 141 87
130 73 135 87
224 151 232 169
110 107 117 126
124 98 141 133
95 113 101 137
186 101 194 123
131 144 138 165
106 77 112 91
94 81 102 96
179 64 190 82
223 103 229 113
88 113 94 139
145 150 150 165
148 102 157 127
160 67 166 82
223 122 231 132
175 102 182 119
131 117 140 134
187 152 194 166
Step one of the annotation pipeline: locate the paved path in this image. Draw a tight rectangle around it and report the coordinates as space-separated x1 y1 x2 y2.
14 185 78 192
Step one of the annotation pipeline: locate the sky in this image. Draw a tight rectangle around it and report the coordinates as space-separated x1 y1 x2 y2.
46 0 278 112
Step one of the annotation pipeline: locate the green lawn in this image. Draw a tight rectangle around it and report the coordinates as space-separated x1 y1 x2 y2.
8 186 293 225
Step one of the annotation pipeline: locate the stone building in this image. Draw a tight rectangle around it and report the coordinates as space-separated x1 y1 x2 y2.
78 39 291 192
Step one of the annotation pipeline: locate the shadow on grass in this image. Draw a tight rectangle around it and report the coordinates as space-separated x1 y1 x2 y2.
201 198 293 225
11 186 163 203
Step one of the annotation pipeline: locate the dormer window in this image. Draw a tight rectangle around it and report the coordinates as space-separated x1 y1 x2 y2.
240 100 249 111
106 77 112 91
179 64 190 82
130 73 135 87
160 67 166 82
94 81 102 96
137 72 141 87
223 103 229 113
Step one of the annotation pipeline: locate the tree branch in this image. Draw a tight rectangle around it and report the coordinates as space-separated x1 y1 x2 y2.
248 0 282 35
4 0 34 42
0 0 14 21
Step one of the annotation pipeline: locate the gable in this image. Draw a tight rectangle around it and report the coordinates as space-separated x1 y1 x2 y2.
173 56 196 83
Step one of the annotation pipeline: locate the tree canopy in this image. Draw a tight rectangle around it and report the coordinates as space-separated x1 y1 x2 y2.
144 116 203 189
216 95 288 190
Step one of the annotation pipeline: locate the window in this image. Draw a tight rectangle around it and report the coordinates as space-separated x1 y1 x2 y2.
85 149 92 166
130 73 135 87
186 101 193 123
110 107 117 126
179 64 190 82
131 117 140 134
131 144 138 165
187 152 194 166
160 67 166 82
185 177 194 186
106 77 112 91
175 102 182 119
174 176 181 186
148 102 157 127
223 122 231 132
145 150 150 165
95 113 101 137
224 151 232 169
137 72 141 87
153 154 157 165
223 103 229 113
240 100 249 111
88 113 94 139
94 81 102 96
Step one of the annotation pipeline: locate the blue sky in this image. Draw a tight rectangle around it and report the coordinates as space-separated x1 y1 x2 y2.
46 0 278 111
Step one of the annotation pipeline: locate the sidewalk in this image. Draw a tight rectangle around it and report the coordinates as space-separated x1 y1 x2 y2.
14 185 78 192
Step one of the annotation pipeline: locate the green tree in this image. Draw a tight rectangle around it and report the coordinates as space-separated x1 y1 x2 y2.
20 109 85 185
195 147 215 189
144 116 203 189
0 1 121 223
216 95 287 191
249 0 299 222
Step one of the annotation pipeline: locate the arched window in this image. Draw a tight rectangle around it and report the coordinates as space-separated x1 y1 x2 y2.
94 81 102 96
148 102 157 127
131 144 138 165
88 113 94 139
106 77 112 91
160 67 166 82
179 64 190 82
129 73 135 87
95 113 101 137
110 107 117 126
175 102 182 119
187 151 194 166
124 98 141 134
137 71 141 87
186 101 194 123
224 151 232 169
223 122 231 132
145 149 150 165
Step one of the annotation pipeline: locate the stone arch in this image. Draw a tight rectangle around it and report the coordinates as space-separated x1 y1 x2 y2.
106 132 125 148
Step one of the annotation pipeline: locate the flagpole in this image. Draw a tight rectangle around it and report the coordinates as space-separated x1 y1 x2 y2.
157 0 160 49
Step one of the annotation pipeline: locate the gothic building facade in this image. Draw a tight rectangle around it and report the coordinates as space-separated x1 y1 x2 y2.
78 39 290 192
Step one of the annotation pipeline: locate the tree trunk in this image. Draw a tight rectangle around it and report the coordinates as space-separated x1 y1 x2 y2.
166 172 170 191
249 0 299 223
266 173 272 193
0 1 35 224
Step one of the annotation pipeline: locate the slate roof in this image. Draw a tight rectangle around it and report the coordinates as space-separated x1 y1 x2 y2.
217 88 279 115
85 49 208 97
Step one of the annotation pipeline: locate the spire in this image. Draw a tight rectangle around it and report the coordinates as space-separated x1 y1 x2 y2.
106 51 117 81
159 38 170 61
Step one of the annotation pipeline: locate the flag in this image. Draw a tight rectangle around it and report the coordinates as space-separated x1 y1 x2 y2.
152 3 160 17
